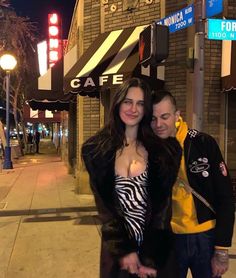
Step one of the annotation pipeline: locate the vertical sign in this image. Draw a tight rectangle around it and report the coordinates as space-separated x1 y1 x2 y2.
48 13 62 68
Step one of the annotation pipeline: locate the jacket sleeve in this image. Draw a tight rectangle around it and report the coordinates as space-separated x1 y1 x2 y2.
139 137 182 269
139 198 174 269
206 135 235 247
81 142 139 259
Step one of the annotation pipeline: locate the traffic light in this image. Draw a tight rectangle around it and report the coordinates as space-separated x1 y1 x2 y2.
139 23 169 67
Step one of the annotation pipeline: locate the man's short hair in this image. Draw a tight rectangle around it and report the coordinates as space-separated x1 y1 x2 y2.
151 89 177 109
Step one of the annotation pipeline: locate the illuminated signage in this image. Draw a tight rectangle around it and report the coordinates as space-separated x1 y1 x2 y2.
37 40 48 76
48 13 62 67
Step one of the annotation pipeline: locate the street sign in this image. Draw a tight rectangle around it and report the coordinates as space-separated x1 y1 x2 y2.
207 19 236 40
206 0 223 18
157 4 194 33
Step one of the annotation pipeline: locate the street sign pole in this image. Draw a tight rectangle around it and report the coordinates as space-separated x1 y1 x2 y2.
193 0 206 131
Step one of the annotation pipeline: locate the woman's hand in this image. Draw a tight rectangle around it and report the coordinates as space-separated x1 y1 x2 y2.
119 252 141 275
138 265 157 278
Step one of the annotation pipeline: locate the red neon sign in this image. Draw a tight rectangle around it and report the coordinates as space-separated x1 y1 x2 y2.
48 13 62 67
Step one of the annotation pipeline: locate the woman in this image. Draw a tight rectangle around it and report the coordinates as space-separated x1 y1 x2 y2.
82 78 181 278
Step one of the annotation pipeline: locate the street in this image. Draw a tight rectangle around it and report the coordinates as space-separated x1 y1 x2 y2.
0 139 236 277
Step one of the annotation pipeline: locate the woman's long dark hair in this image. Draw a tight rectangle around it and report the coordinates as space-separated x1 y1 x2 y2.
82 78 181 177
86 77 159 157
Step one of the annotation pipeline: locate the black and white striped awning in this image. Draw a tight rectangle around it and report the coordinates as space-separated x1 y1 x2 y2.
28 26 165 110
27 50 77 111
64 26 164 96
221 40 236 92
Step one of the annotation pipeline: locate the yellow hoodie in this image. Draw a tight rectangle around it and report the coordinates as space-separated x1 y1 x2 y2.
171 117 216 234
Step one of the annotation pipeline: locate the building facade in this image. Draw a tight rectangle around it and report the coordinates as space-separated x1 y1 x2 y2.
62 0 236 194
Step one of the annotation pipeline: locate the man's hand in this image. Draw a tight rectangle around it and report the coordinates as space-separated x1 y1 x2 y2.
138 265 157 278
119 252 141 275
211 249 229 277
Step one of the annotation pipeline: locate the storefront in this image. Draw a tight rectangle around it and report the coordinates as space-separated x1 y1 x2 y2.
26 55 77 171
28 0 236 194
63 24 165 192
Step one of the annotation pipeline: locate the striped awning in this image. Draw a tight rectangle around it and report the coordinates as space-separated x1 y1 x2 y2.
221 40 236 92
63 26 164 96
26 52 76 111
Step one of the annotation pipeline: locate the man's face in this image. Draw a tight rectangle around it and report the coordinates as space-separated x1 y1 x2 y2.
151 97 180 139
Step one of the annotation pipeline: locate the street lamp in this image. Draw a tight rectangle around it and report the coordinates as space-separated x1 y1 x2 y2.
0 53 17 169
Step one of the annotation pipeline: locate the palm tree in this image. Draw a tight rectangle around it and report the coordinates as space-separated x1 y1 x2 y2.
0 2 38 152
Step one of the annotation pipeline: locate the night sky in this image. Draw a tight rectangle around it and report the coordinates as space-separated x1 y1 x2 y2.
10 0 76 39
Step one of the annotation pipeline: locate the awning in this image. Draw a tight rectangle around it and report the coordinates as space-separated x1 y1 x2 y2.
221 40 236 92
26 46 77 111
64 26 164 96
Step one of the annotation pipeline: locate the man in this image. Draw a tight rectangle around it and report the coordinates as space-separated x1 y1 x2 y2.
35 131 40 153
151 90 235 278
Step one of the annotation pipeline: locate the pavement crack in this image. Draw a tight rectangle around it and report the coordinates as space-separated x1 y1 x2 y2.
6 216 23 276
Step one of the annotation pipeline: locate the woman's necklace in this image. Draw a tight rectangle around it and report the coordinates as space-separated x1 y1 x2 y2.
124 140 136 147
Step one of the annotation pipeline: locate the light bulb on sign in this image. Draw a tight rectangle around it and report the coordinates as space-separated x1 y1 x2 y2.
49 50 59 61
49 38 59 49
49 13 58 25
49 26 59 37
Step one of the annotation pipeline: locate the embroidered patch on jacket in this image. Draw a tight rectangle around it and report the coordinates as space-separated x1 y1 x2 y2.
219 162 227 176
188 129 199 138
189 157 210 177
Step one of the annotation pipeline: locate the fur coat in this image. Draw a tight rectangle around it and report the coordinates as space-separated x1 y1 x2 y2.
82 134 181 278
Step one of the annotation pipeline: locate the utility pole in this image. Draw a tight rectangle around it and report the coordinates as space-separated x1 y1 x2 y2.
193 0 206 131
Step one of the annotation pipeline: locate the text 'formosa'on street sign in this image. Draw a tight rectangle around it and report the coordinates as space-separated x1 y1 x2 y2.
207 19 236 41
157 4 194 33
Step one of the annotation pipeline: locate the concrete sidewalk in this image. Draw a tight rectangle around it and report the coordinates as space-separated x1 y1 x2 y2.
0 139 236 277
0 139 100 278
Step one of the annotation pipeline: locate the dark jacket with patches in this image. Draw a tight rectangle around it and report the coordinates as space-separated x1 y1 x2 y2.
184 129 235 247
82 134 181 277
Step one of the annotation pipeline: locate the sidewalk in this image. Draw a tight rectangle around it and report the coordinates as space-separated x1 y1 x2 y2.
0 139 100 278
0 139 236 277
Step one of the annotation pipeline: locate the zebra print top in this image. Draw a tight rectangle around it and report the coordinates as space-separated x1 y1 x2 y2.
115 168 149 247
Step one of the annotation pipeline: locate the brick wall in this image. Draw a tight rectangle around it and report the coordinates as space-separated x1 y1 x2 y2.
83 97 100 142
82 0 101 142
204 39 222 141
67 0 236 192
103 0 161 31
80 0 225 140
165 29 188 119
84 0 101 51
228 0 236 18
